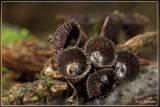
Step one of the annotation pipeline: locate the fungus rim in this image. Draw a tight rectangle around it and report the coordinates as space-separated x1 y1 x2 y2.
114 50 141 83
84 36 116 68
51 20 87 53
86 68 118 99
56 47 91 81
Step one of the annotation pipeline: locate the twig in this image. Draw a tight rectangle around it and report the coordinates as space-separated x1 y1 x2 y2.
100 16 109 37
116 31 157 55
139 58 154 66
66 80 79 105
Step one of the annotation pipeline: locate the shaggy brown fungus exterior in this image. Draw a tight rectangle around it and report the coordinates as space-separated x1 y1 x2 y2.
56 47 91 82
86 68 117 99
84 36 116 68
47 18 142 104
50 20 87 52
114 50 141 83
56 14 97 34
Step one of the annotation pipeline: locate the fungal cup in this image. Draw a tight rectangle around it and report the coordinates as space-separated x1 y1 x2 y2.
85 36 116 68
56 47 91 81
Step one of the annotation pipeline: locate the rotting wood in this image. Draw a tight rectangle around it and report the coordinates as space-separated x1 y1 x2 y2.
2 40 58 76
116 31 157 55
139 58 154 66
2 31 157 105
2 77 67 105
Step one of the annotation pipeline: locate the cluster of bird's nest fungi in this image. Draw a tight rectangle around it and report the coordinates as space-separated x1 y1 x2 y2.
48 19 141 103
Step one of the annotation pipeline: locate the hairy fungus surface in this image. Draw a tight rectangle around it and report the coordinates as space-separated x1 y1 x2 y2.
50 20 87 52
85 36 115 67
56 47 91 81
86 68 117 99
114 50 141 83
56 14 97 34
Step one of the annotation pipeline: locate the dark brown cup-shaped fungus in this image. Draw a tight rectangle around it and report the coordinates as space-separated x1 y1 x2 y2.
84 36 115 68
86 68 117 99
56 14 98 35
123 13 149 38
100 12 125 44
56 47 91 82
50 20 87 52
114 50 141 83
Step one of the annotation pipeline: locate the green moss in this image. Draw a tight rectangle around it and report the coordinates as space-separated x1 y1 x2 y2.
35 73 40 79
22 88 26 91
2 26 48 73
47 80 52 86
29 88 35 92
48 34 52 39
39 41 46 47
35 88 46 97
40 75 48 80
36 89 42 97
147 39 154 45
2 26 36 45
35 89 41 94
113 10 119 15
8 89 14 94
5 97 10 105
2 67 10 73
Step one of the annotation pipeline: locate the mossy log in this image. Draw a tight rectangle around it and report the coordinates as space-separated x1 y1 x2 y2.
2 77 67 105
2 31 157 105
116 31 157 54
2 40 57 76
